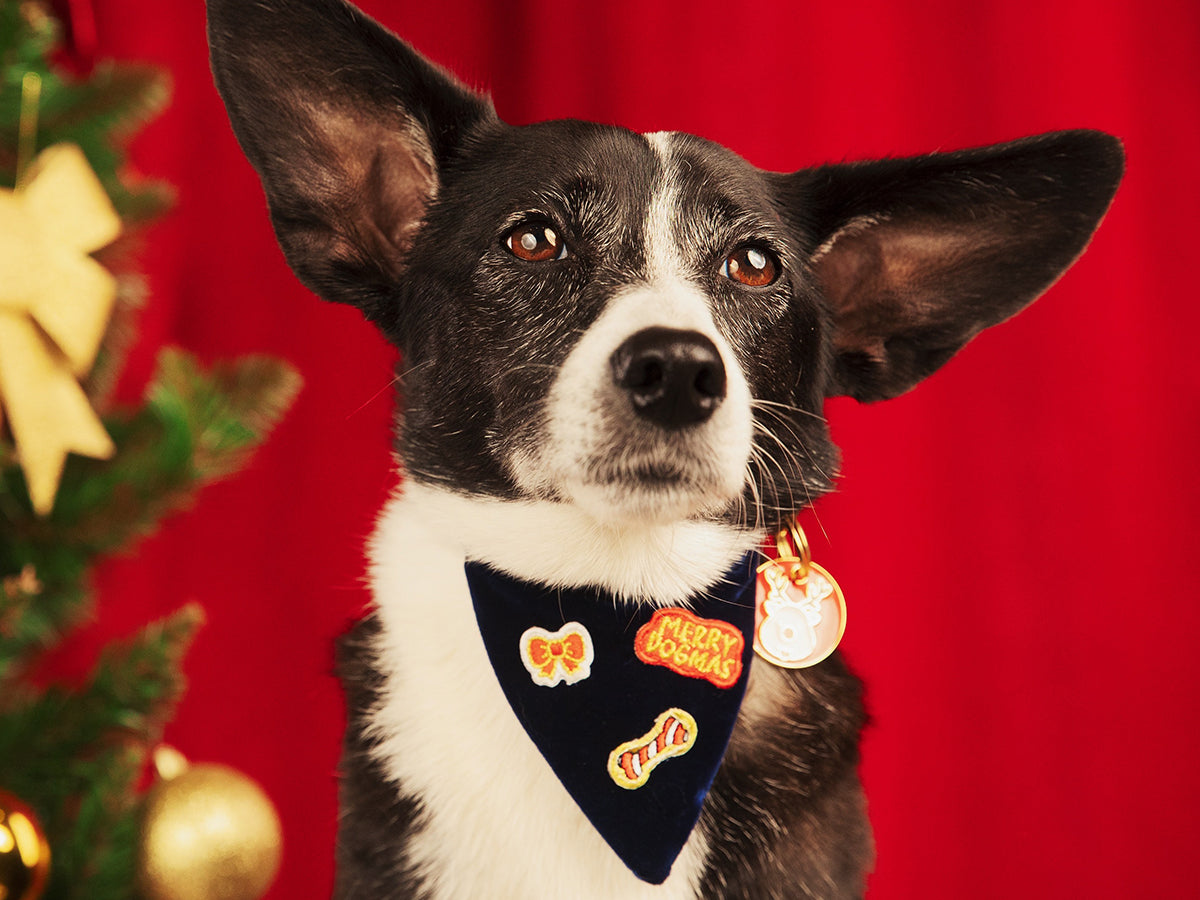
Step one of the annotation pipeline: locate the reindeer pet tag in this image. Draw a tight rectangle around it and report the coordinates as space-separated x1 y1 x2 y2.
754 520 847 668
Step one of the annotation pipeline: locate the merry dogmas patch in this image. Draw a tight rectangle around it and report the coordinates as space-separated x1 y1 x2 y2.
465 553 757 884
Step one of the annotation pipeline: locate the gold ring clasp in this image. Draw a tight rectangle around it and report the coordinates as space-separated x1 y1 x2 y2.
773 517 811 585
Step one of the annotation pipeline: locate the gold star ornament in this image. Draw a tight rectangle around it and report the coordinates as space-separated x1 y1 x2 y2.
0 143 121 515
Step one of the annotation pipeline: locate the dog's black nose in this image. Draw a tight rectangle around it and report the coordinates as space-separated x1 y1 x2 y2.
610 327 727 428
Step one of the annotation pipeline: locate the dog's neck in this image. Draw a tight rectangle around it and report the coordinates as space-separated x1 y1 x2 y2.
378 480 760 604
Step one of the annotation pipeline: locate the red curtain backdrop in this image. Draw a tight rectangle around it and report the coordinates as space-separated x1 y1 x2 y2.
49 0 1199 896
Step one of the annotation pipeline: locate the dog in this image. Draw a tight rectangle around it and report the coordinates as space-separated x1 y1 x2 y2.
206 0 1123 896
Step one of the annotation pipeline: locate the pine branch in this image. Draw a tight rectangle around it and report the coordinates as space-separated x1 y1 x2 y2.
57 349 301 550
0 3 62 175
0 3 173 224
2 349 300 545
46 745 141 900
86 273 149 414
153 349 304 482
0 604 201 777
0 2 55 85
0 352 299 672
0 550 89 684
38 61 169 141
0 604 202 900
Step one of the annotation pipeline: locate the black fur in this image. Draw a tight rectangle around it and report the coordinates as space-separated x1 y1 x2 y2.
335 616 428 898
698 662 872 898
207 0 1123 896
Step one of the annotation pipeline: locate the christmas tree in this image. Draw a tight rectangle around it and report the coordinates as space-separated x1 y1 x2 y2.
0 3 298 898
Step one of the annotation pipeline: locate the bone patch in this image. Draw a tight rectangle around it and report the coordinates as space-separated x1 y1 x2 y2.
519 622 594 687
607 708 697 790
633 608 744 688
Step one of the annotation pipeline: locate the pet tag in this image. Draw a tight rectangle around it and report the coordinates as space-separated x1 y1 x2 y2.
754 520 847 668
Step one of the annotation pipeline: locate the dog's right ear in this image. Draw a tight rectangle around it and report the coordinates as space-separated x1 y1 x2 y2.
206 0 494 316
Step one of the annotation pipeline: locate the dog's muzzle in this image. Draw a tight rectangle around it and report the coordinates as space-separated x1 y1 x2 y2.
609 327 727 429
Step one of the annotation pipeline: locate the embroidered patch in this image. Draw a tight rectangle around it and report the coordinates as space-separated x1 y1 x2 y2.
607 708 697 790
633 608 745 688
519 622 595 687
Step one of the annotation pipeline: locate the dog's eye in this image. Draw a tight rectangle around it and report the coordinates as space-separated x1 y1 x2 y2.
720 245 779 287
505 222 568 262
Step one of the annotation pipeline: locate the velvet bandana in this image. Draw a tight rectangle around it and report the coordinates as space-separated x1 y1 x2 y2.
465 552 757 884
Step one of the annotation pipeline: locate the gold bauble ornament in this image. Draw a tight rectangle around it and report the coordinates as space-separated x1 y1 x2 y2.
137 749 283 900
0 788 50 900
0 142 120 516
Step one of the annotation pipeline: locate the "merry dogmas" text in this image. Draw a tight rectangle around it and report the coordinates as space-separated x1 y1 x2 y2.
633 608 745 688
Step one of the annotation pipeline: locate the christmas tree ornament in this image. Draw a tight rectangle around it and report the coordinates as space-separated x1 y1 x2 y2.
754 518 847 668
137 748 283 900
0 141 121 515
0 788 50 900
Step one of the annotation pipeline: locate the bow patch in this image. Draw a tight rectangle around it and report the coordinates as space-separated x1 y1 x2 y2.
520 623 595 686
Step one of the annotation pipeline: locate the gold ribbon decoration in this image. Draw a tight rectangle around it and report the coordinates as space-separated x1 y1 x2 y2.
0 143 121 515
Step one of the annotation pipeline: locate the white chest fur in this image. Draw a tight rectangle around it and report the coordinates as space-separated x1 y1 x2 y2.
365 484 759 899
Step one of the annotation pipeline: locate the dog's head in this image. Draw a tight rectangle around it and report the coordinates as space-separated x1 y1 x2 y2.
208 0 1122 536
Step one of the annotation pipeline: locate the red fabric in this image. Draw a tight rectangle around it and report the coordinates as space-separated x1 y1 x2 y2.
60 0 1198 896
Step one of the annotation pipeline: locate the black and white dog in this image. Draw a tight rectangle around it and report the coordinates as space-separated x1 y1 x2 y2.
207 1 1122 896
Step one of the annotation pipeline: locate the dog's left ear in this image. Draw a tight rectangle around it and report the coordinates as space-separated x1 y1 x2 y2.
206 0 495 317
781 130 1124 401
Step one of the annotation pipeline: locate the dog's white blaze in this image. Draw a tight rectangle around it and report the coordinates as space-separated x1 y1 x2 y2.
643 131 686 284
369 484 719 899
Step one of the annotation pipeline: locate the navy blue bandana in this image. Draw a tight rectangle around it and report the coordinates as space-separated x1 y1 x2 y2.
465 552 757 884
